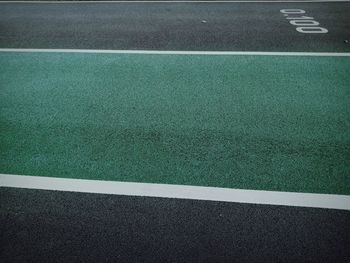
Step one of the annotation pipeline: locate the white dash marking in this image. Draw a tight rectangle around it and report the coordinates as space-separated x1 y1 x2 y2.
0 48 349 56
1 174 350 210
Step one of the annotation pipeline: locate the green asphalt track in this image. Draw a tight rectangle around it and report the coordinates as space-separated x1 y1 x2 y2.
1 52 350 195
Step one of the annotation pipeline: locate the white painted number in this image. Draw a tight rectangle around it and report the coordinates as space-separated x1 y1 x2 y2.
286 16 314 20
280 9 306 14
296 27 328 33
280 9 327 34
290 20 320 26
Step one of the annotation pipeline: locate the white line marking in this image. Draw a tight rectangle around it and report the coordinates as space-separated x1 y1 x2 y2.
1 174 350 210
1 1 349 3
0 48 349 56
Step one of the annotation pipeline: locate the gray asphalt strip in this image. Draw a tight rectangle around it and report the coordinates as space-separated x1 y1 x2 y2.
0 2 349 51
1 187 350 262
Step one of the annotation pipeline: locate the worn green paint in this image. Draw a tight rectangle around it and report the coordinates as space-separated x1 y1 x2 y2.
1 52 349 194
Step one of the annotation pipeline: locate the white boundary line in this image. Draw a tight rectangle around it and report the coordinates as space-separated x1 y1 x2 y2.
1 174 350 210
1 1 350 3
0 48 350 56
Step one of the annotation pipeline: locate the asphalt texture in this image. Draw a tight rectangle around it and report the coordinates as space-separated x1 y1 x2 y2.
1 187 350 263
1 2 350 262
0 2 350 51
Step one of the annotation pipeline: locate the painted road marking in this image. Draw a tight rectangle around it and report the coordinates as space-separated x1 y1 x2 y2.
0 48 349 56
1 52 349 194
281 9 328 33
1 174 350 210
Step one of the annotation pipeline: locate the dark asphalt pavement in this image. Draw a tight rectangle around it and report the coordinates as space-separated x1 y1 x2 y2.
1 187 350 263
0 2 349 51
1 2 350 262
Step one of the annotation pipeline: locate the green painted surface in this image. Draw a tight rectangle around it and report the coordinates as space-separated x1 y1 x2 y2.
1 52 349 194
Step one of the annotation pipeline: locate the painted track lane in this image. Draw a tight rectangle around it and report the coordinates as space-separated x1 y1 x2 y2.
0 2 350 51
1 52 349 195
1 187 350 263
1 2 350 262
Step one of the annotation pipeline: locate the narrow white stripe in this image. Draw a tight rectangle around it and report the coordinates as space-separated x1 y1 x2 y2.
1 1 349 3
0 48 349 56
1 174 349 210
